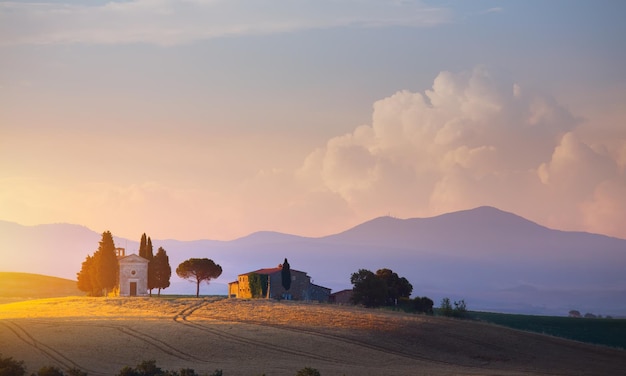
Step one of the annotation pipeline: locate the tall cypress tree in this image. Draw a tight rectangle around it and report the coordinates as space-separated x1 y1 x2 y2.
146 236 156 295
281 258 291 291
146 237 154 260
96 231 118 296
139 233 147 259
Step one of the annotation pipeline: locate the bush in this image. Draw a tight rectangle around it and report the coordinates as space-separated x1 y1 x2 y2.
295 367 321 376
0 353 26 376
414 296 434 314
115 361 211 376
37 366 65 376
67 368 89 376
117 366 140 376
439 297 469 318
453 299 468 318
439 297 453 317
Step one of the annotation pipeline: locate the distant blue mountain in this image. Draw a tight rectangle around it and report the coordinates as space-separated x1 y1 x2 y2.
2 207 625 316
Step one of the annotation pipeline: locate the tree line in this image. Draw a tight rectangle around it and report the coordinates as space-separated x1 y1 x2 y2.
77 232 172 296
77 231 222 298
76 231 456 312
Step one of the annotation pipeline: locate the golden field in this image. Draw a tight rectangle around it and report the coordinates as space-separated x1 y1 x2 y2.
1 296 625 376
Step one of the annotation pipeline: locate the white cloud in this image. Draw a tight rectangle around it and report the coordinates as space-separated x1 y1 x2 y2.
0 0 452 46
297 66 626 238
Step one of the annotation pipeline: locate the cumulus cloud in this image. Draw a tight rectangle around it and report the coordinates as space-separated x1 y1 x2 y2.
296 66 626 238
0 0 451 45
3 66 624 240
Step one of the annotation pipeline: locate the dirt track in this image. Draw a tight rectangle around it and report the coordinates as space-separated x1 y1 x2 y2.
1 297 624 375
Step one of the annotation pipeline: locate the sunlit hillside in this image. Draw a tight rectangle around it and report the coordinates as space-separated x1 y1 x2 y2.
1 297 625 375
0 272 83 304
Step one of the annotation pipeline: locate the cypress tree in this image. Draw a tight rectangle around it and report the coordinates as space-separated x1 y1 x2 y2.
281 258 291 291
146 236 154 260
152 247 172 297
146 236 155 295
96 231 119 296
139 233 147 259
77 254 98 296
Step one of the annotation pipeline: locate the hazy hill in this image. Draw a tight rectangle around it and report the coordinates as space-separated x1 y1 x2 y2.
1 207 625 315
0 272 83 303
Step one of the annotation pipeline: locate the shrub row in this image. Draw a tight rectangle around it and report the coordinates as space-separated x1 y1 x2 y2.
0 355 321 376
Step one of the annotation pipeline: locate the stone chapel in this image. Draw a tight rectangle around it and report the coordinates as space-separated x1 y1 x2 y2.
116 248 149 296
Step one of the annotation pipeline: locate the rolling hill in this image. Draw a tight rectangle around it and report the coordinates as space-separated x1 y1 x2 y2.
0 272 83 303
1 207 625 315
1 297 625 375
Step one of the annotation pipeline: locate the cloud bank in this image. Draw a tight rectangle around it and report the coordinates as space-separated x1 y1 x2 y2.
2 66 624 240
292 66 626 238
0 0 451 46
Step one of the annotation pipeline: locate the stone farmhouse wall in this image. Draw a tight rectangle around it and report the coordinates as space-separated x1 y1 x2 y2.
267 269 310 300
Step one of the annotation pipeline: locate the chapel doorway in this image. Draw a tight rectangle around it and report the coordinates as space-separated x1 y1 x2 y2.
130 282 137 296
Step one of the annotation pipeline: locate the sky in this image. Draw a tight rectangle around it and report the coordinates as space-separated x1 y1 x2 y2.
1 0 626 241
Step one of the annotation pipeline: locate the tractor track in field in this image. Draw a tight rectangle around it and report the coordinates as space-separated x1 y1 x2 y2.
184 307 565 376
32 318 208 364
112 324 209 363
0 321 105 376
173 300 348 366
200 317 490 369
245 319 567 376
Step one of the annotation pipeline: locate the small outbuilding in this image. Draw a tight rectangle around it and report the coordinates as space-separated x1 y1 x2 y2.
329 289 353 304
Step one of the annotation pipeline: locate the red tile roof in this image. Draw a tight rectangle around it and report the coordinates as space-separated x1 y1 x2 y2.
245 267 305 275
250 267 282 275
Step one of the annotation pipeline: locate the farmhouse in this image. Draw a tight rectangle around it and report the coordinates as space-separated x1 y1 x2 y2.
228 264 331 302
116 248 149 296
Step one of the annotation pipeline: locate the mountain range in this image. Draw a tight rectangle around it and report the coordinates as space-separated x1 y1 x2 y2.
1 206 625 316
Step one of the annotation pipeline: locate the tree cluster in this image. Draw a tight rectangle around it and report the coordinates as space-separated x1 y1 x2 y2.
568 310 613 319
350 268 413 308
439 297 468 318
77 232 172 297
397 296 434 314
140 233 172 296
76 231 119 296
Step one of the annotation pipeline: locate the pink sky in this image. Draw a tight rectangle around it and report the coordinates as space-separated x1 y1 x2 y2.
1 1 625 241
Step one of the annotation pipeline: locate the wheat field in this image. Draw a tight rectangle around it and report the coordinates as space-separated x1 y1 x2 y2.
1 297 624 375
